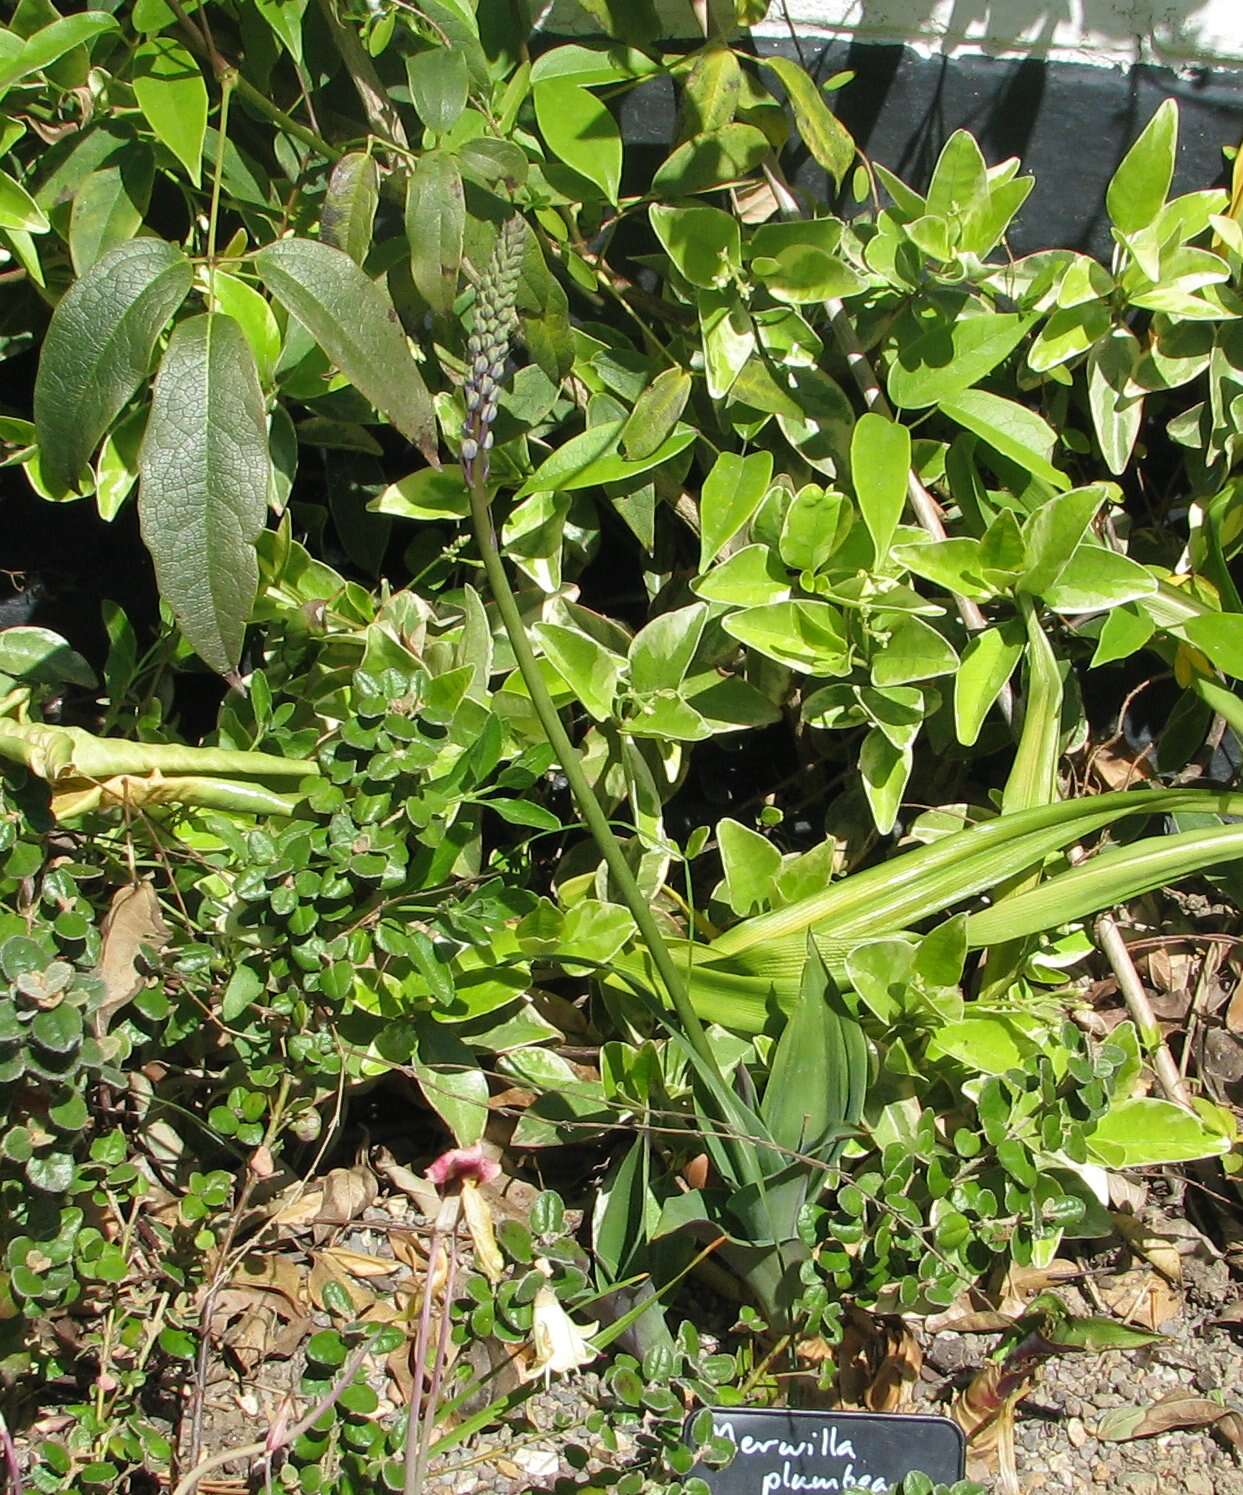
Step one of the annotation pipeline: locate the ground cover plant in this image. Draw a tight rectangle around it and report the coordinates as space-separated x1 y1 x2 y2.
1 0 1243 1491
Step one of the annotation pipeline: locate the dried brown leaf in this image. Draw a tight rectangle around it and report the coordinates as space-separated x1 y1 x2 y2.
319 1245 400 1280
1095 1267 1179 1333
230 1253 307 1312
308 1253 376 1315
93 882 169 1032
1111 1213 1183 1284
1096 1389 1243 1443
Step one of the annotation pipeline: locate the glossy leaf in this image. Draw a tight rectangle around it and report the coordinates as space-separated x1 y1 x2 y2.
255 237 438 461
718 819 781 916
68 148 153 274
1106 99 1178 236
255 0 308 63
621 367 692 460
699 450 773 570
650 203 740 290
887 310 1039 409
1085 1098 1229 1168
516 419 695 497
860 727 912 834
851 411 909 562
132 36 207 188
533 623 624 722
138 313 271 673
0 168 48 233
1087 327 1143 475
534 80 621 204
652 123 769 196
955 622 1024 745
939 389 1069 491
722 600 849 675
34 239 193 494
0 12 119 98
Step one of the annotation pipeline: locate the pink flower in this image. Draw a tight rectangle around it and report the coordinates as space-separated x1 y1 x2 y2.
425 1143 501 1187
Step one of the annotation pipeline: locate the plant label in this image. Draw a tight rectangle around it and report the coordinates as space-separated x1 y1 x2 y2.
687 1407 966 1492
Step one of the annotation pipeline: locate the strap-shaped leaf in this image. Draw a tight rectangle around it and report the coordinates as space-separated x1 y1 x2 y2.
138 313 270 674
34 238 193 493
255 237 438 462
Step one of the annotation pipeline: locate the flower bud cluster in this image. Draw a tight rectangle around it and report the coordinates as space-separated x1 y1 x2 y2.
461 215 524 484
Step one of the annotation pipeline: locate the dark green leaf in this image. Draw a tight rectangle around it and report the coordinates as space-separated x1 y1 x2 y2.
138 313 271 673
34 239 193 494
322 153 380 267
404 151 464 316
255 238 438 462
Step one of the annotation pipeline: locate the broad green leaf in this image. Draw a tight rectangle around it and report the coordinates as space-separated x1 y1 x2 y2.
927 1017 1030 1074
629 603 708 693
682 44 741 135
255 237 438 461
699 450 773 570
621 367 692 460
779 485 851 573
322 152 380 267
892 537 991 600
925 129 988 220
210 271 280 388
871 616 957 686
138 313 271 674
221 962 263 1022
1085 1098 1229 1168
1091 603 1155 666
412 1020 488 1146
404 150 464 315
534 80 621 204
1019 483 1112 596
718 818 781 916
1179 613 1243 678
699 289 755 399
722 600 849 675
255 0 308 63
1027 302 1111 373
34 239 193 495
530 42 660 86
371 467 469 521
887 309 1039 409
759 55 854 184
0 12 119 97
68 148 153 273
939 389 1069 490
1106 98 1178 235
1087 326 1143 475
406 47 468 134
692 544 790 605
860 727 912 834
649 203 740 290
954 622 1024 745
851 411 909 562
0 627 96 688
751 244 864 303
1042 545 1156 613
959 172 1034 256
652 123 769 196
516 419 695 497
0 168 48 233
132 36 207 188
533 622 624 722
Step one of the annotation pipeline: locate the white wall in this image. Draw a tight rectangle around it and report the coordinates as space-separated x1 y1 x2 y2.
538 0 1243 68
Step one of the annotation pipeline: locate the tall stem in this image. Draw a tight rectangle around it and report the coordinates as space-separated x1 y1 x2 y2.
466 473 721 1078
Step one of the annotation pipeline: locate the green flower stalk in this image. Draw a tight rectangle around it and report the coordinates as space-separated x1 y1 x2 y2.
460 219 722 1080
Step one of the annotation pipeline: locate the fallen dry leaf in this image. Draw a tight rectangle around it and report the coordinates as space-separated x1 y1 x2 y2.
229 1253 307 1314
319 1245 401 1280
93 882 169 1032
1096 1389 1243 1447
308 1253 376 1315
1095 1267 1179 1333
832 1307 922 1413
269 1164 379 1237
